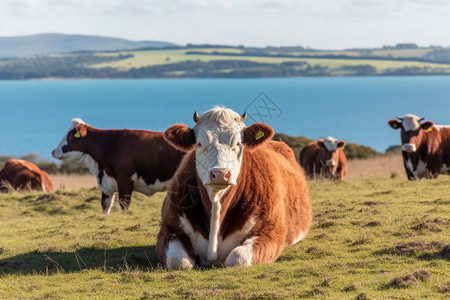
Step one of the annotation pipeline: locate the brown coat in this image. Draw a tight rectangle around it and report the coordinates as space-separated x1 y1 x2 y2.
156 136 311 267
389 117 450 179
0 159 53 192
300 140 348 180
52 122 185 213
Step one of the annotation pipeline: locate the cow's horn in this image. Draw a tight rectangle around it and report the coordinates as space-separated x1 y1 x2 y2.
396 116 404 120
241 112 247 121
193 111 199 123
419 117 425 122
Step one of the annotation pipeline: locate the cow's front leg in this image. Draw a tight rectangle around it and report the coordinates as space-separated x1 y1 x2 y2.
225 236 281 267
165 240 195 270
117 179 133 211
101 192 115 215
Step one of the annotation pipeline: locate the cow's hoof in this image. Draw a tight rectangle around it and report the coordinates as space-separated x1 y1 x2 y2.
224 245 252 267
165 240 194 270
166 256 194 270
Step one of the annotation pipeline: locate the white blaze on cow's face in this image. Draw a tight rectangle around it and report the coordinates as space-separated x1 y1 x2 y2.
400 114 422 132
52 118 87 162
193 108 245 192
389 114 434 153
323 137 339 167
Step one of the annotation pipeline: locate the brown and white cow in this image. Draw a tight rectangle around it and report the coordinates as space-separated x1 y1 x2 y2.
52 118 184 214
300 137 348 180
388 114 450 179
0 159 53 192
156 107 311 269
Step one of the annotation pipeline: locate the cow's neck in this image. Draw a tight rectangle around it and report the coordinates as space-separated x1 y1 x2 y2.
79 129 110 176
80 129 109 162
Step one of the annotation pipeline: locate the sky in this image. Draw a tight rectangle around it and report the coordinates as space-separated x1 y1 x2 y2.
0 0 449 49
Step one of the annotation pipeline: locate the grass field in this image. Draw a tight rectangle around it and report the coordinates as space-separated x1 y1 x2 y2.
0 156 449 299
89 48 450 74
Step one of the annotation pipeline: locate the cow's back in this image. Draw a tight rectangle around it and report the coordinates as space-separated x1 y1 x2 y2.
238 140 311 246
102 130 184 183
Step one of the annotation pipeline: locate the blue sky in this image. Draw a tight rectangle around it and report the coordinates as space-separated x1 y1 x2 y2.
1 0 449 49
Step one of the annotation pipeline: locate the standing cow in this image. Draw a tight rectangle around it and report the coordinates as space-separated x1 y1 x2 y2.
388 114 450 179
0 159 53 192
300 137 348 180
156 107 311 270
52 118 184 214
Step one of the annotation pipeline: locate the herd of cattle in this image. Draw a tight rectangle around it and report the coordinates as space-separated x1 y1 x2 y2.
1 108 449 269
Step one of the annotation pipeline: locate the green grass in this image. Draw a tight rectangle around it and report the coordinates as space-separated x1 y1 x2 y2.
89 48 450 74
1 177 449 299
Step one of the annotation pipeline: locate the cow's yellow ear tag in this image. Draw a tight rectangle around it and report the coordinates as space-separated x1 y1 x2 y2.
425 127 433 132
74 131 81 138
255 130 264 140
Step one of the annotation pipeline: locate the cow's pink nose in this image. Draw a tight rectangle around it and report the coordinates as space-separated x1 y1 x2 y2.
51 150 56 157
209 168 232 184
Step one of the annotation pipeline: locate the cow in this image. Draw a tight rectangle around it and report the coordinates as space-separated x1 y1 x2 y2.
156 107 312 270
52 118 185 214
388 114 450 179
0 159 53 192
299 137 348 180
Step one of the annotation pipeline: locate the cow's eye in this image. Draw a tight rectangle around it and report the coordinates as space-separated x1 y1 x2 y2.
236 142 240 147
196 142 202 147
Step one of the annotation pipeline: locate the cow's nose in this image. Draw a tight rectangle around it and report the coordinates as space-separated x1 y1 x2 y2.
51 150 56 158
402 144 416 153
209 168 232 184
326 160 336 167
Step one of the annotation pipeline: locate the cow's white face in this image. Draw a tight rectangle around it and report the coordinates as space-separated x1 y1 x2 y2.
164 107 274 201
318 136 346 174
194 118 244 190
52 118 87 162
388 114 434 153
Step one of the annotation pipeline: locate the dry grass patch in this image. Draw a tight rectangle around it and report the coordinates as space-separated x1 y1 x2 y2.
51 173 97 190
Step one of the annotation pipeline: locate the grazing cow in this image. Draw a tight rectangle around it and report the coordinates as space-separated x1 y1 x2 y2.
52 118 184 214
156 107 311 270
0 159 53 192
388 114 450 179
300 137 348 180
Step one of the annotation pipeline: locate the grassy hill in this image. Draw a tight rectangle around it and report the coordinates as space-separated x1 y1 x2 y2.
0 33 176 58
0 172 448 298
1 42 450 79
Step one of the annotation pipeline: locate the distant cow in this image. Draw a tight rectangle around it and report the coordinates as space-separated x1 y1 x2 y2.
300 137 348 180
52 118 184 214
388 114 450 179
0 159 53 192
156 107 312 270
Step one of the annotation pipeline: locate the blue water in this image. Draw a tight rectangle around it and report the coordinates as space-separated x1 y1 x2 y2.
1 76 449 161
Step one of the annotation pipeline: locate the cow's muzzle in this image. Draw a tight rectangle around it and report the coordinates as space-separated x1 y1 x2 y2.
402 143 416 153
206 168 234 188
326 160 336 167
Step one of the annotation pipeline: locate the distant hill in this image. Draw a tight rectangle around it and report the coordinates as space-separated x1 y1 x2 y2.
0 33 177 58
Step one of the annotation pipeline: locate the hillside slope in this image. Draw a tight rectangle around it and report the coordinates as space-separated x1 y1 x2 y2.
0 33 176 58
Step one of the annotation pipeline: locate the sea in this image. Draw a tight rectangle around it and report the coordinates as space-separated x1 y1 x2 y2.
1 76 449 162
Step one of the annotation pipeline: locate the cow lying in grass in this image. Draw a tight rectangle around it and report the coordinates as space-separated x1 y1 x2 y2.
0 159 53 192
156 107 312 269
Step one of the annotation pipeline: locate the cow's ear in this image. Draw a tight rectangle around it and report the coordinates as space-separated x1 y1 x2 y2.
337 140 346 149
420 121 434 132
317 138 325 148
164 124 196 152
243 123 274 149
388 119 401 130
75 124 88 137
